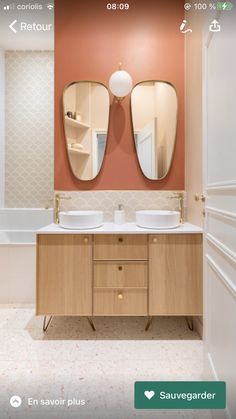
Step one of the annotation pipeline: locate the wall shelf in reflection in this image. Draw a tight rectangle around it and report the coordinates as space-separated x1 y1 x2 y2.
63 81 109 181
68 146 90 157
65 116 90 129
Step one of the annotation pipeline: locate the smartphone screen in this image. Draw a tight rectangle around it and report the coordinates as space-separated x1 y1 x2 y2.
0 1 235 418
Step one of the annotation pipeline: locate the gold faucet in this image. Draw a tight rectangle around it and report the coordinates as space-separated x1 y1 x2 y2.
54 193 72 224
170 192 184 224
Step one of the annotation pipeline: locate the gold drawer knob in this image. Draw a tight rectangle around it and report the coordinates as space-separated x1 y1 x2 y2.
118 237 123 243
153 237 158 243
83 237 89 244
118 292 123 300
118 266 123 271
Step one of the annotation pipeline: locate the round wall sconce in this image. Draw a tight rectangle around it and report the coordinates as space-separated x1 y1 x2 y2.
109 63 133 101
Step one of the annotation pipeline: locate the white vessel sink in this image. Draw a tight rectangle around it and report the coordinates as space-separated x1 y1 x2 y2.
136 210 180 229
59 210 103 229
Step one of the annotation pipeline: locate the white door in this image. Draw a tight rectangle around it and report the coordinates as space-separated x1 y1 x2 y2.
203 10 236 419
137 119 157 179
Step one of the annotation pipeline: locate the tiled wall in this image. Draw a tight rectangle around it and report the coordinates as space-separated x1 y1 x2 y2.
5 51 54 208
56 190 185 222
0 49 5 207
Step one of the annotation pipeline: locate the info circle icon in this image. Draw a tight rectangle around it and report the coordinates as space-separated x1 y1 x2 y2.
10 396 22 408
184 3 192 10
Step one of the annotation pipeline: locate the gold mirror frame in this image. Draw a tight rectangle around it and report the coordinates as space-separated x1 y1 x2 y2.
63 81 110 181
131 80 178 180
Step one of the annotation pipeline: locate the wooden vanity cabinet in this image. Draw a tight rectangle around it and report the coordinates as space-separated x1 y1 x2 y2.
36 232 203 318
149 234 203 315
36 234 92 316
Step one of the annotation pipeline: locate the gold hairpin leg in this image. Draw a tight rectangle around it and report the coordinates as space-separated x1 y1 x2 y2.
43 315 53 332
145 316 153 331
185 316 194 331
87 317 96 331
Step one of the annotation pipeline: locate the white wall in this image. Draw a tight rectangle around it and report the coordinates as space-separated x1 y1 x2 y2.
91 83 109 129
0 245 36 303
0 48 5 207
131 85 156 130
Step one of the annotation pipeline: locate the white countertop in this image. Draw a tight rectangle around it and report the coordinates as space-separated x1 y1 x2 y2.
37 222 202 235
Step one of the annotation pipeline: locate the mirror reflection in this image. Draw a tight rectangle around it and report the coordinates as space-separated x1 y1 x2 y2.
131 81 178 180
63 82 109 181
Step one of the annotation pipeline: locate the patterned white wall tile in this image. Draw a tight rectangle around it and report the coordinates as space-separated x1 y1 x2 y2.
55 190 185 222
5 51 54 208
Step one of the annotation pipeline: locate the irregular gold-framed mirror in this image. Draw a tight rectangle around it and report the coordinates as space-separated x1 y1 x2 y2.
131 81 178 180
63 81 110 181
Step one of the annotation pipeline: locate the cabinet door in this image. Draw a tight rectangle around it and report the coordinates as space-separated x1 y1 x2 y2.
37 234 92 315
149 234 203 315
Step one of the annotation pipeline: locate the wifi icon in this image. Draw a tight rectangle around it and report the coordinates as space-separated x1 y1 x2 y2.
47 3 54 10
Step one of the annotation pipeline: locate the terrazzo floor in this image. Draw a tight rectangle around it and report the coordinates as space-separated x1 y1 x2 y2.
0 306 212 419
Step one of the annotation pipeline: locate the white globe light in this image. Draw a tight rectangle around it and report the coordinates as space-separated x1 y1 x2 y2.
109 70 133 98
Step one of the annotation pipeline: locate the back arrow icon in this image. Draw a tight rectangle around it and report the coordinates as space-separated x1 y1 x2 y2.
9 20 17 33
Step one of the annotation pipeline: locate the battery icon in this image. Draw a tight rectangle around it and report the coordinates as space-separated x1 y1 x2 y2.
217 2 233 10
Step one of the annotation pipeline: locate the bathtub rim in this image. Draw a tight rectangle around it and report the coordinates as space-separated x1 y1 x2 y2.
0 229 37 246
0 207 53 210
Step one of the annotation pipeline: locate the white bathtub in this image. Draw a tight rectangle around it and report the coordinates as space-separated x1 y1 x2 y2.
0 208 53 303
0 231 36 244
0 208 53 237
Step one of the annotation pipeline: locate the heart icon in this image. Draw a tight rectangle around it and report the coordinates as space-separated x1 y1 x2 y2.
144 390 155 400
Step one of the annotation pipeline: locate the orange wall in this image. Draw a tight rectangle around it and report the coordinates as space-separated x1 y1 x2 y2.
55 0 184 190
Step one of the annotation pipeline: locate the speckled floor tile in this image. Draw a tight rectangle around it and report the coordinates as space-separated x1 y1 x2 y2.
0 307 212 419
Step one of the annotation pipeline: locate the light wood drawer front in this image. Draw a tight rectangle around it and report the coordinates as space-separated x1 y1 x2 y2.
94 262 147 288
93 289 147 315
94 234 148 260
